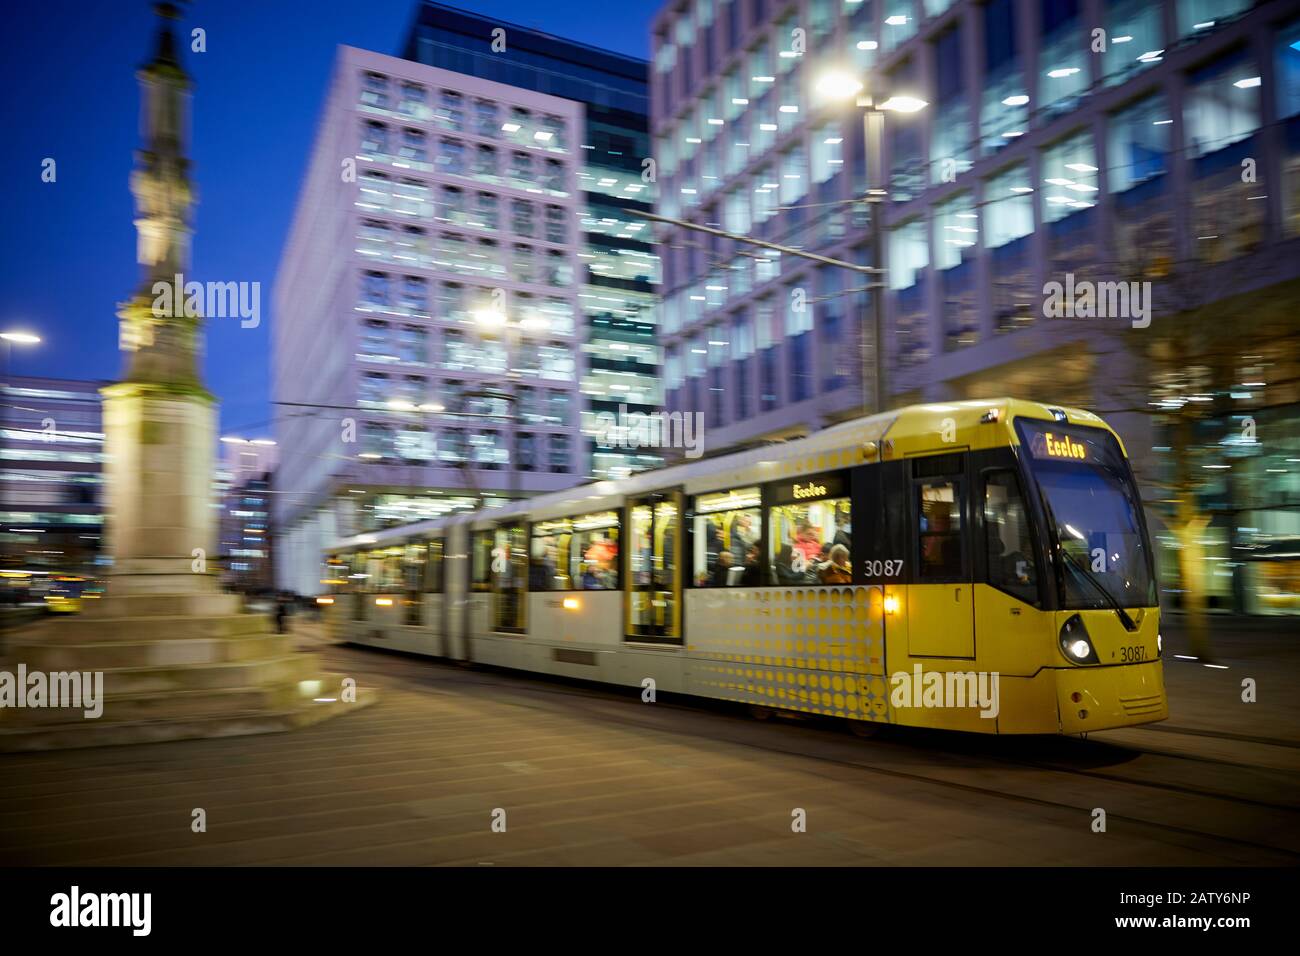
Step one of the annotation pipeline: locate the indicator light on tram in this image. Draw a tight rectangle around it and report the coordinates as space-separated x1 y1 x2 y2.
883 595 899 615
317 596 335 605
375 597 393 607
562 597 580 610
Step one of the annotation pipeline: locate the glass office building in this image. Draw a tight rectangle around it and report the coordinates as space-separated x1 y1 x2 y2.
651 0 1300 613
0 376 106 587
404 1 664 480
274 5 662 593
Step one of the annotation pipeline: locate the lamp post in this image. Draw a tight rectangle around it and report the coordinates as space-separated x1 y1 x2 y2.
814 71 927 415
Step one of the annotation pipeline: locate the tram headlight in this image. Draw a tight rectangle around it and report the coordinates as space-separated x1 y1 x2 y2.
1058 614 1099 664
1157 632 1163 654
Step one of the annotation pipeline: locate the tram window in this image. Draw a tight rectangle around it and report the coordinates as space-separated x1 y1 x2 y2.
693 487 761 587
628 496 679 640
323 555 349 593
402 543 425 625
471 531 493 592
424 537 444 593
372 547 404 590
984 470 1039 604
768 497 852 586
917 480 964 580
403 543 425 591
531 512 620 591
493 525 527 632
348 552 368 599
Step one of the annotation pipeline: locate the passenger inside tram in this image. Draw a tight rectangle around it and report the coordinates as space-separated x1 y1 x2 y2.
692 495 761 587
768 497 852 586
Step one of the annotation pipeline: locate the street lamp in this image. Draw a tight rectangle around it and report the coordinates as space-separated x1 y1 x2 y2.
815 70 928 415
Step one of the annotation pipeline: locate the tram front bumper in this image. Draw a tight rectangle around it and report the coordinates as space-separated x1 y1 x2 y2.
1055 660 1168 733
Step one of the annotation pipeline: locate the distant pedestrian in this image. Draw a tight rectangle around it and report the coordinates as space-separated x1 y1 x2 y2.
274 596 287 634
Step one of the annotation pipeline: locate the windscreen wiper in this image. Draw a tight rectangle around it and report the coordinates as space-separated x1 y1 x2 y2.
1041 496 1137 631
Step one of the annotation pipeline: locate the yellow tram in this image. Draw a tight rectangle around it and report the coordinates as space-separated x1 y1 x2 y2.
325 399 1167 735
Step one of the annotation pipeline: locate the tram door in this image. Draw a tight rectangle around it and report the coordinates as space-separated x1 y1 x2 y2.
907 457 976 659
624 491 682 642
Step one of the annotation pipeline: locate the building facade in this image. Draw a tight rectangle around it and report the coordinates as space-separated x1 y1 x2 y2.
217 440 278 593
0 376 106 586
275 13 662 594
402 1 664 480
651 0 1300 613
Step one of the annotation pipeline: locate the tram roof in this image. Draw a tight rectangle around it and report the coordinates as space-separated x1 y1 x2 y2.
332 397 1116 550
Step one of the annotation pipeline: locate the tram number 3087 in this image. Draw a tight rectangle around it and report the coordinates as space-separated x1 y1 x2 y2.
865 560 904 577
1120 645 1148 662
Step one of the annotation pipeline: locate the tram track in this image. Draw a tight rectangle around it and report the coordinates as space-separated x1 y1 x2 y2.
325 641 1300 863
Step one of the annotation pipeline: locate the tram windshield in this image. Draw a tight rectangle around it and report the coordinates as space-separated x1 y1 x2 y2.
1016 419 1156 610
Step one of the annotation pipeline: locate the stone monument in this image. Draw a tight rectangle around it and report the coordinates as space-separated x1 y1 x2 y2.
0 1 367 750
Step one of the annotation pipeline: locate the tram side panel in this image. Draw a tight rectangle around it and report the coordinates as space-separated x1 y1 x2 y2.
682 585 890 724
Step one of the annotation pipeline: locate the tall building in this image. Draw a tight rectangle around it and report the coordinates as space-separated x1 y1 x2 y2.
651 0 1300 613
217 439 278 592
275 11 660 594
0 375 106 584
402 1 664 481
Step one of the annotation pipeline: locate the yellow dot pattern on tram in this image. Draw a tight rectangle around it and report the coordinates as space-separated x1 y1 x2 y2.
684 586 891 723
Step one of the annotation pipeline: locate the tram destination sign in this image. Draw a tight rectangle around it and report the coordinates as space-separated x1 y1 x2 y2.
1022 422 1096 463
771 470 848 505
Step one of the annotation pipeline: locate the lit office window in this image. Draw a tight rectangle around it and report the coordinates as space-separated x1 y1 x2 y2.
811 121 844 184
1176 0 1250 41
981 0 1025 155
360 321 392 360
399 128 428 164
360 72 389 109
984 163 1033 247
439 90 464 131
882 0 917 52
360 121 390 157
1108 93 1170 193
359 372 390 407
785 280 813 335
439 138 466 175
1183 51 1262 159
1040 130 1097 224
398 83 426 119
511 199 536 237
1038 0 1087 119
935 191 978 270
780 143 808 204
725 186 751 233
932 25 972 183
475 192 498 230
545 205 566 243
398 326 427 364
1101 0 1164 87
888 218 928 291
887 58 924 200
474 100 497 137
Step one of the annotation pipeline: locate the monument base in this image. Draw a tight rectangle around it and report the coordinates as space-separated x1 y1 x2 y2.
0 593 371 752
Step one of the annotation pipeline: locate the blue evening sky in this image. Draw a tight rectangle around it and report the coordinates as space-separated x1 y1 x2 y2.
0 0 659 437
